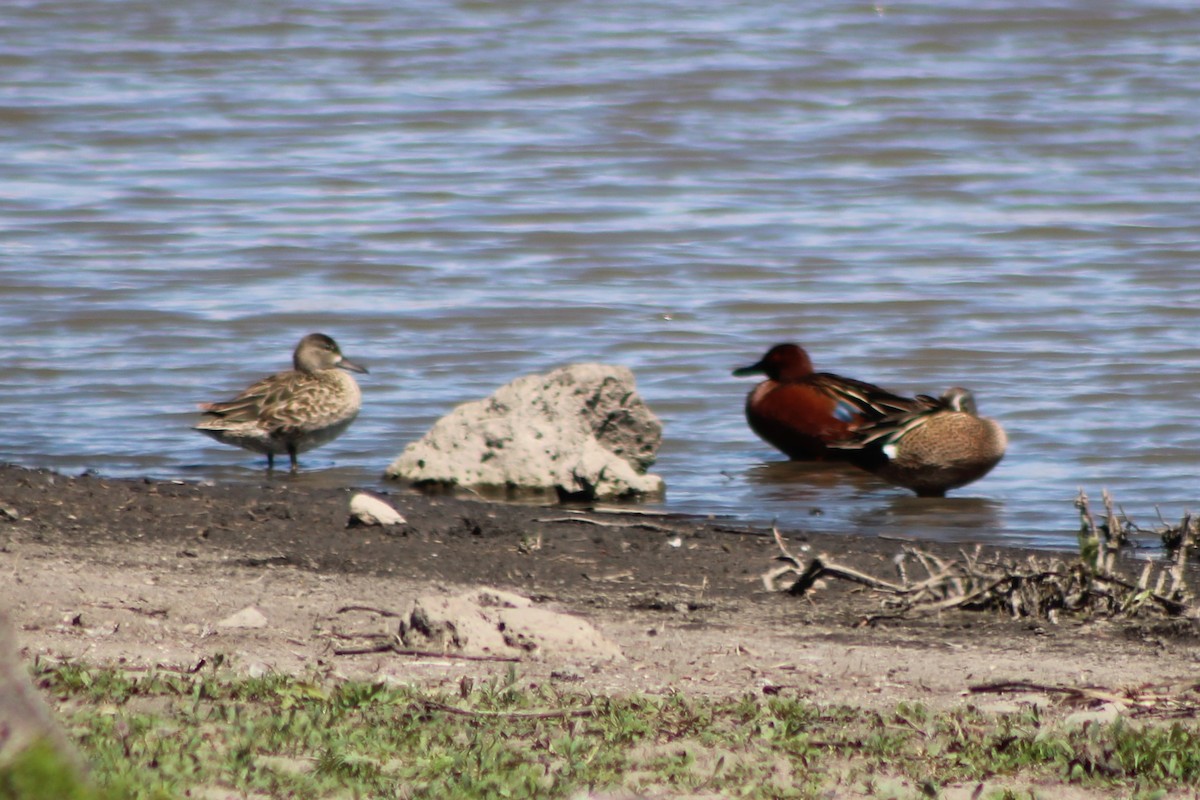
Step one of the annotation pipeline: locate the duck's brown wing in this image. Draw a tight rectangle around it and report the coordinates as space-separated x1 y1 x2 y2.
830 393 944 451
810 373 921 424
199 371 314 431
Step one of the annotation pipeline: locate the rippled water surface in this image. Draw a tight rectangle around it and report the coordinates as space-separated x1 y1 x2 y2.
3 0 1199 550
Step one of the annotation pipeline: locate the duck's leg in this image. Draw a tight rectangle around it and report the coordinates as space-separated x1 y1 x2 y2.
267 452 275 471
288 444 299 472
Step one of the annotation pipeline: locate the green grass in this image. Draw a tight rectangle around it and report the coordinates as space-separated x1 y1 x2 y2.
6 661 1199 799
0 739 119 800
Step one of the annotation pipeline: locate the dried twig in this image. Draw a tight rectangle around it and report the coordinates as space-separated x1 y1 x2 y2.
336 605 402 617
333 638 520 663
804 560 908 594
969 680 1200 718
767 491 1197 622
535 517 674 533
415 699 597 719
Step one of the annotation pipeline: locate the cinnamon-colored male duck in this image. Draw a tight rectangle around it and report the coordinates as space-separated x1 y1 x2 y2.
194 333 368 471
732 343 918 461
834 387 1007 497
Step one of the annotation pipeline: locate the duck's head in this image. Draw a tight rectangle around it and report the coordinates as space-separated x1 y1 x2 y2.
294 333 368 375
939 386 977 414
733 343 815 382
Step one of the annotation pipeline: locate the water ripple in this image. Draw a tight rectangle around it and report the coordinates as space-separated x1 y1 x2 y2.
2 0 1198 550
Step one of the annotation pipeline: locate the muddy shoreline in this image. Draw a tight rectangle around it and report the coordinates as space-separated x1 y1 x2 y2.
2 463 1198 709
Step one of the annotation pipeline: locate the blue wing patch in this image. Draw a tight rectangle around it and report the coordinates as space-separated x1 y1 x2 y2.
833 401 858 423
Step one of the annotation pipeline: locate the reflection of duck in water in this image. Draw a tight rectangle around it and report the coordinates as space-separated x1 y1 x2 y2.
833 387 1007 497
732 343 918 461
194 333 368 472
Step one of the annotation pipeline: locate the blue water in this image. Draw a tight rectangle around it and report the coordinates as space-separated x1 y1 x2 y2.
2 0 1199 550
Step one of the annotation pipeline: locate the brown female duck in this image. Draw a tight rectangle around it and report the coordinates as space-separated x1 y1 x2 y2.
834 387 1007 497
194 333 368 471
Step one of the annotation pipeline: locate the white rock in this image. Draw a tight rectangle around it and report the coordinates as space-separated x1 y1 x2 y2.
216 606 268 629
497 606 624 660
398 588 623 662
385 363 664 500
244 660 271 678
348 493 406 527
464 588 534 609
1064 704 1124 728
400 594 511 654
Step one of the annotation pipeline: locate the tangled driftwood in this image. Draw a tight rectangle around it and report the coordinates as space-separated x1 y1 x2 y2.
765 490 1197 623
970 680 1200 720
